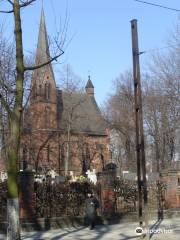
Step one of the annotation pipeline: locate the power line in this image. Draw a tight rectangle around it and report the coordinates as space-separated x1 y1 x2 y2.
141 44 180 54
134 0 180 12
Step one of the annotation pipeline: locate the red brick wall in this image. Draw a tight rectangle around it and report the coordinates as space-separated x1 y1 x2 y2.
161 171 180 208
21 130 110 176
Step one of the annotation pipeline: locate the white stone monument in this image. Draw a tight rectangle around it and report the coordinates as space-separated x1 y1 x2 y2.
86 169 97 184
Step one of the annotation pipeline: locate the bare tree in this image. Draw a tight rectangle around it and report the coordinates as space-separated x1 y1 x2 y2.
0 1 65 239
0 28 15 168
103 19 180 175
143 46 180 171
56 64 85 174
58 64 84 92
104 71 137 172
104 29 180 173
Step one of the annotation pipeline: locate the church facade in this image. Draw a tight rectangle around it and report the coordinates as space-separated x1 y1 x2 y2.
21 10 111 176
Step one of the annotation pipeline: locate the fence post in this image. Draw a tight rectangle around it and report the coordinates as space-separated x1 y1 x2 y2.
19 170 35 220
97 170 116 216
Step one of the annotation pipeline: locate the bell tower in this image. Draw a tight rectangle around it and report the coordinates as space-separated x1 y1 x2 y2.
29 9 57 129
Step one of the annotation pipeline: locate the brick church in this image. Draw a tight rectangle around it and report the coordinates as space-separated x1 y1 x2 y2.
20 10 111 176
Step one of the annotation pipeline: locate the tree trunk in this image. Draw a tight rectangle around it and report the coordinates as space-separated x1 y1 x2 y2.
7 1 24 239
7 199 20 240
7 116 21 240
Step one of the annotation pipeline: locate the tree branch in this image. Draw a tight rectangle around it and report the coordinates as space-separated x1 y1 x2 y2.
24 50 64 71
35 132 55 171
0 0 37 13
0 9 13 13
20 0 36 8
0 93 12 116
7 0 13 5
0 79 15 94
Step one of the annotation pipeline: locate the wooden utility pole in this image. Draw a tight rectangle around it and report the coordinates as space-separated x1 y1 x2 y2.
131 19 149 233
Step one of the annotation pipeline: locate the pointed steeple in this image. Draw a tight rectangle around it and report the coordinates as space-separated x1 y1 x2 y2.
30 8 56 103
35 8 50 65
85 76 94 96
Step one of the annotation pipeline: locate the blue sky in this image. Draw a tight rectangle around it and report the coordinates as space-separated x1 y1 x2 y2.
0 0 180 105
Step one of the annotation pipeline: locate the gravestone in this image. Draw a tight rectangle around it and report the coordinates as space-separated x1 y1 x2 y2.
86 169 97 184
55 175 65 183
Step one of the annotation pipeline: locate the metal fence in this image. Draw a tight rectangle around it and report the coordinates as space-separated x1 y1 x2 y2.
114 179 137 213
0 178 167 222
114 179 166 213
34 180 100 218
0 181 7 222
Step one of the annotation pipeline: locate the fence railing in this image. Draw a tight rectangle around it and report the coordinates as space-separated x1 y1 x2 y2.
0 178 167 221
114 179 166 213
34 181 99 218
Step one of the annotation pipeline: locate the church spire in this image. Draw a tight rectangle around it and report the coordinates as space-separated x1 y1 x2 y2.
35 8 50 65
30 8 56 103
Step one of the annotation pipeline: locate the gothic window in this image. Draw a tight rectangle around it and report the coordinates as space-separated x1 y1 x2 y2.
45 106 51 128
82 144 91 175
100 153 105 170
60 145 65 168
23 146 27 160
39 84 42 96
22 146 28 170
44 82 51 100
86 146 91 168
47 83 51 99
33 83 37 98
82 150 86 175
125 139 131 154
44 82 47 99
47 145 50 163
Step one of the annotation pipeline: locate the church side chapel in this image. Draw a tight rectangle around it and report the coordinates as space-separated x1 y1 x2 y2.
21 10 111 178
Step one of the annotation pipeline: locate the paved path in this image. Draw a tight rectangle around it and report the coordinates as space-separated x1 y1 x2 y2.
0 218 179 239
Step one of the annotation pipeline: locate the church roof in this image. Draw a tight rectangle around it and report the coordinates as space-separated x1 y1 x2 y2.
57 90 108 136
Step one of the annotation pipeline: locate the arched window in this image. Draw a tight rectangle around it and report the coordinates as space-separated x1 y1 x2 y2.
44 82 51 100
60 145 65 169
100 153 105 170
47 83 51 99
82 150 86 175
47 145 50 163
86 145 91 169
22 146 28 170
32 83 37 98
39 84 42 96
44 82 47 99
45 106 51 128
82 144 91 175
